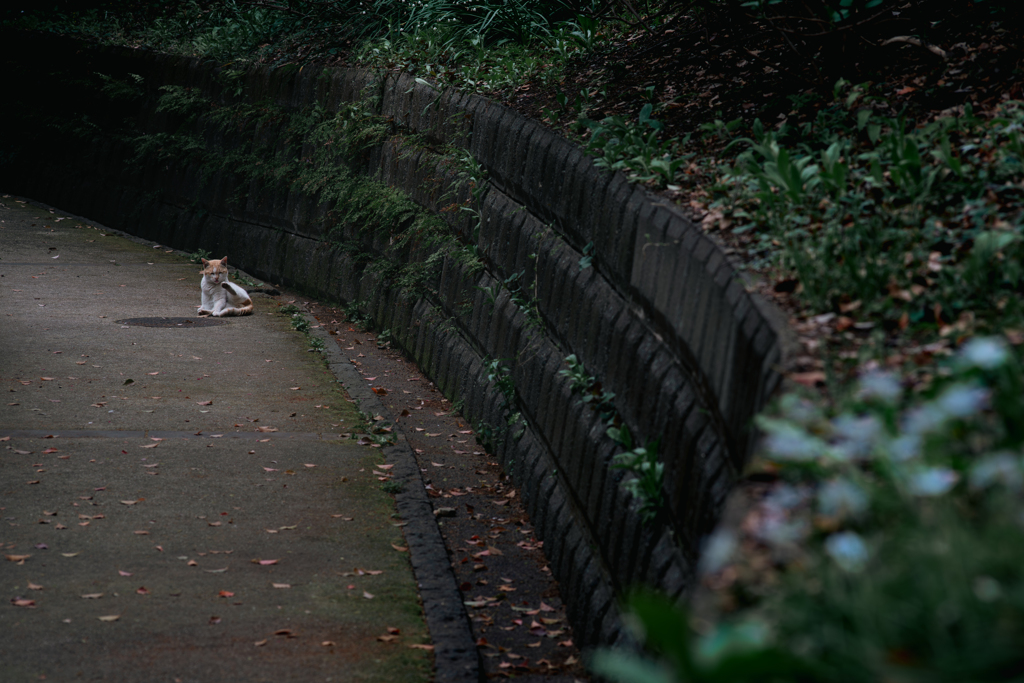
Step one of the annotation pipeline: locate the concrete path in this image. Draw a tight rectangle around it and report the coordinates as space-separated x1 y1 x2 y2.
0 197 432 682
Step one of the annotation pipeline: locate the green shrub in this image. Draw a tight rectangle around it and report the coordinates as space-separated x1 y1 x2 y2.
595 337 1024 682
584 94 692 188
712 83 1024 333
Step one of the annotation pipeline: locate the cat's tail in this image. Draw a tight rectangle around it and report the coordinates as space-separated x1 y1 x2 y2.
215 303 253 317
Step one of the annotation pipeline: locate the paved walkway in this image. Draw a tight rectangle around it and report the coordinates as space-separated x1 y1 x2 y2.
0 197 432 682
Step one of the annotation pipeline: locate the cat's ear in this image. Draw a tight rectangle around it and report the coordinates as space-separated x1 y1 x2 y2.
221 256 228 264
201 258 209 266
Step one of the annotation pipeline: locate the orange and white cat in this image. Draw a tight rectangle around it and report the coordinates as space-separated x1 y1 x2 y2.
198 257 253 317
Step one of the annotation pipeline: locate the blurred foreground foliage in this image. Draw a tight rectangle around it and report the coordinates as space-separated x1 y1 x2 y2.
596 337 1024 682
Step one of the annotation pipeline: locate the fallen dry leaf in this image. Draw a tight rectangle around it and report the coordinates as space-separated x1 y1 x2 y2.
377 634 399 643
363 591 375 599
391 544 408 552
789 371 827 387
321 641 337 646
11 598 36 608
196 400 213 406
27 582 43 591
120 500 140 506
272 583 291 589
257 559 279 566
254 639 268 647
408 644 434 651
5 554 31 562
81 593 103 599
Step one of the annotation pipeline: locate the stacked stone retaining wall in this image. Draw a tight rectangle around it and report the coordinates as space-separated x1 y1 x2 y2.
1 31 790 651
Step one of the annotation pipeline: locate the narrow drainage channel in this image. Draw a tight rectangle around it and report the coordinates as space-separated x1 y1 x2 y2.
302 299 591 682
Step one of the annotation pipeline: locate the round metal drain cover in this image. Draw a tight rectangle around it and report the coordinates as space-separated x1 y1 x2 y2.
115 317 228 328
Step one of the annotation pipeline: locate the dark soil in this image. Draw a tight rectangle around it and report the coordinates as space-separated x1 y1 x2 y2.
511 3 1024 150
302 300 588 682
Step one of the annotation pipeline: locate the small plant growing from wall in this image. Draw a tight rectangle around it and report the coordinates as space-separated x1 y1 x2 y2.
608 424 664 524
486 357 520 426
561 353 664 522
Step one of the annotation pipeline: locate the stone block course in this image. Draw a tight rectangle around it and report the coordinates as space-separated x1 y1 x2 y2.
585 431 616 525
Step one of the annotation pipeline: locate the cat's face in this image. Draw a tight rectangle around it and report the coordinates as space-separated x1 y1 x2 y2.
200 257 229 284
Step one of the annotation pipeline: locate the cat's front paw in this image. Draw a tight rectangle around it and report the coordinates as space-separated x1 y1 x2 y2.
197 309 213 317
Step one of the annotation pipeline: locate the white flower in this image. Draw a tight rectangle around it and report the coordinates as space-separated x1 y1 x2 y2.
831 414 881 460
758 517 810 549
886 433 921 462
902 404 946 436
698 530 737 576
756 485 811 550
817 478 869 519
936 384 989 418
969 452 1023 491
759 418 827 461
858 371 902 404
778 393 823 427
908 467 959 496
959 337 1009 370
825 531 869 573
764 483 808 512
973 575 1003 603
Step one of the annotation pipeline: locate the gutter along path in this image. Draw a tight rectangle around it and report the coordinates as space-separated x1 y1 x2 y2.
303 302 589 682
0 196 436 682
